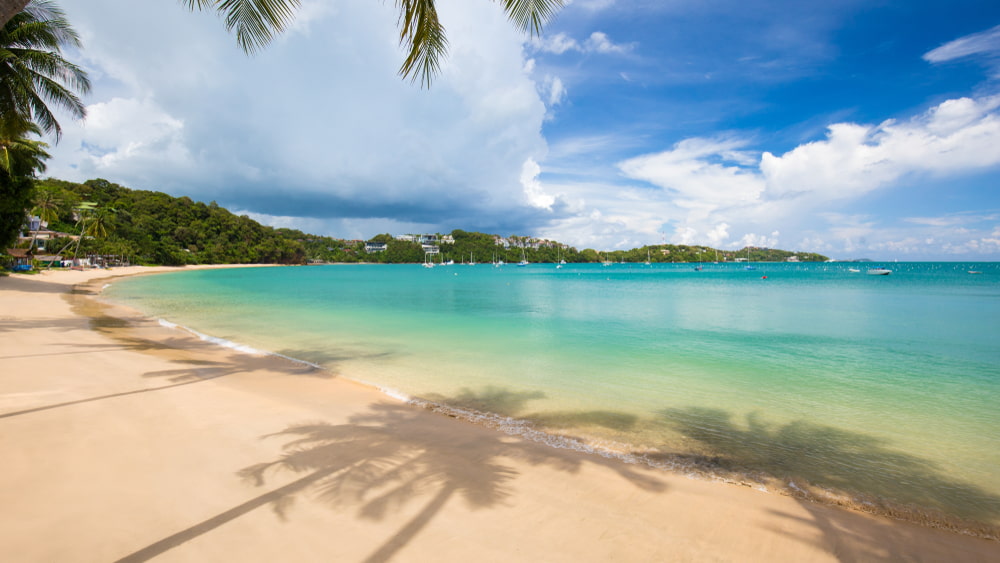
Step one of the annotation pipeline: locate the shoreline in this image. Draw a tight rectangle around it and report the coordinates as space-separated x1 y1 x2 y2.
2 266 998 561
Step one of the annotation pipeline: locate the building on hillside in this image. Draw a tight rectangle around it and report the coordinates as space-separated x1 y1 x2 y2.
422 244 440 254
365 242 387 253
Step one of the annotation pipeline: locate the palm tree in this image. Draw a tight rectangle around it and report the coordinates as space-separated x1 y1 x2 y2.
0 1 562 88
0 116 47 175
26 184 58 250
0 117 47 248
181 0 563 87
0 0 90 142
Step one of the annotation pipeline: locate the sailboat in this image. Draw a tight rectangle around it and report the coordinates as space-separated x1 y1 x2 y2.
744 247 756 270
423 252 435 268
467 252 476 266
517 248 529 267
644 249 651 266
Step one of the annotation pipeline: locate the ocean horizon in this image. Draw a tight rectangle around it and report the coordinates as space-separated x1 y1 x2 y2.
104 261 1000 534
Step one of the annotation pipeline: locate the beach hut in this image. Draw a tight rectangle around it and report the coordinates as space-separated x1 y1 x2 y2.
3 248 34 271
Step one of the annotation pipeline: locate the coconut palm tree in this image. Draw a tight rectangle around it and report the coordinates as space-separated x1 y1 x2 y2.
1 1 561 88
26 184 58 250
0 117 47 248
30 184 59 224
0 117 47 175
0 0 90 142
181 0 563 87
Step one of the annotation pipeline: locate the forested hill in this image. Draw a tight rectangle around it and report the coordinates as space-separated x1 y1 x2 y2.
31 178 828 266
35 178 305 265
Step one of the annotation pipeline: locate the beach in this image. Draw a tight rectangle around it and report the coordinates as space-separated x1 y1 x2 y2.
1 267 998 562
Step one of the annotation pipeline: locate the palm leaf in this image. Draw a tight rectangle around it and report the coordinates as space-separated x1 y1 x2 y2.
396 0 448 88
181 0 301 54
0 0 90 141
495 0 562 36
183 0 562 87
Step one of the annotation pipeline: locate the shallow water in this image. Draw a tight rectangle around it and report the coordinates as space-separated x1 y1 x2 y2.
105 262 1000 529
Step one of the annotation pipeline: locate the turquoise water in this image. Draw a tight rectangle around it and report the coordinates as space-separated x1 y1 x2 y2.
105 262 1000 529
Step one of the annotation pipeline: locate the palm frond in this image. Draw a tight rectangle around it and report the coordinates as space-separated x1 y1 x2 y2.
1 0 90 142
395 0 448 88
181 0 301 54
495 0 562 36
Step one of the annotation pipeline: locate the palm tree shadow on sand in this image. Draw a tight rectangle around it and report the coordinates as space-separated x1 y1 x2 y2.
653 406 1000 542
115 388 665 563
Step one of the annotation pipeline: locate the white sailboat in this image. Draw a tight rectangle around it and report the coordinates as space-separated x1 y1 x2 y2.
517 248 529 267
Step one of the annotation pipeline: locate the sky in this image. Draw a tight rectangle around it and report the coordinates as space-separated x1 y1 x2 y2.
46 0 1000 259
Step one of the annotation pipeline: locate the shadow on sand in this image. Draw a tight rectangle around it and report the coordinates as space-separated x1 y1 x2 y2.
114 388 665 563
653 406 1000 539
0 282 344 419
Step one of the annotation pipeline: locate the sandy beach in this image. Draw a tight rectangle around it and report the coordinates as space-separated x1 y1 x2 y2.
1 266 998 562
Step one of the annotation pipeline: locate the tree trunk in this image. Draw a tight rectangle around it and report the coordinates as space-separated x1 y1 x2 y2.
0 0 31 28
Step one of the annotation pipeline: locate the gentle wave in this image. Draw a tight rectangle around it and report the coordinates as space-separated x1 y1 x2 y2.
155 317 323 369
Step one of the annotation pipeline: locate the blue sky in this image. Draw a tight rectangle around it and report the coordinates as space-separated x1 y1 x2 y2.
49 0 1000 259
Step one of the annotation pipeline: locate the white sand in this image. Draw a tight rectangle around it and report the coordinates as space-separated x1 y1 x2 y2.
1 266 997 562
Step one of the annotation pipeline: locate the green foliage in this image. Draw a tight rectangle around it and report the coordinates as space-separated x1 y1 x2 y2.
584 245 828 264
0 0 90 141
33 178 306 265
20 178 828 267
0 120 47 248
0 167 31 248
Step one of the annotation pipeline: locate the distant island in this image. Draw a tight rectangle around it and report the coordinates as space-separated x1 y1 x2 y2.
11 178 828 267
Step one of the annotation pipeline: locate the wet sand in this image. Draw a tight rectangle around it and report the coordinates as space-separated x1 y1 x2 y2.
1 266 998 562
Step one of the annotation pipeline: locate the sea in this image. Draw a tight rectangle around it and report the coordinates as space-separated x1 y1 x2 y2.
103 261 1000 533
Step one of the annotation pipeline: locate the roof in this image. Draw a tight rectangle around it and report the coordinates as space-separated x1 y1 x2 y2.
5 248 32 258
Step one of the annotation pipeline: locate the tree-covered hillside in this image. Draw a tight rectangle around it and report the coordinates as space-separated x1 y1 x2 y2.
33 178 305 265
18 177 828 266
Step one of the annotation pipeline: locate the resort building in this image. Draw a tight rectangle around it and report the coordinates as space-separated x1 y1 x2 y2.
364 242 387 253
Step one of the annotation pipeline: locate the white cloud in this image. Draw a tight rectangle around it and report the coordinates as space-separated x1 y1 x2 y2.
585 32 633 54
923 24 1000 64
49 96 196 184
546 76 567 106
904 213 1000 227
534 32 581 55
618 137 765 205
760 95 1000 201
49 0 551 230
531 31 634 55
533 94 1000 256
520 158 556 209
